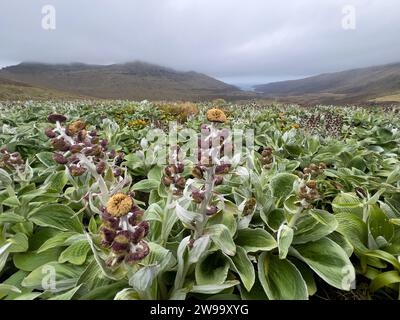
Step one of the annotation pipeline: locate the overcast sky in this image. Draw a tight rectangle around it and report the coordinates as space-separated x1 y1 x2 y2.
1 0 399 84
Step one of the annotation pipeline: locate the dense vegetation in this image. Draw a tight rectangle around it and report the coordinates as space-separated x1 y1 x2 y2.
0 100 400 300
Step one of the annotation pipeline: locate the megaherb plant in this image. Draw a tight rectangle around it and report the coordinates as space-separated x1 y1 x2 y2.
0 101 400 300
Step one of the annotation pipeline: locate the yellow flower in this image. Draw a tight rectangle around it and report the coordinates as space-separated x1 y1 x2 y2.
206 108 227 123
66 120 86 135
106 193 133 217
128 119 147 128
291 124 300 129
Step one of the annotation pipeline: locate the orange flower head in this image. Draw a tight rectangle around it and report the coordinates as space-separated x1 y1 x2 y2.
206 108 227 123
67 120 86 136
106 193 133 217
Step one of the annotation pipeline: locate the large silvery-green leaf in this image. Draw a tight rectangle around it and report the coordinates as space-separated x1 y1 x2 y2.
42 171 68 193
368 204 394 242
58 240 90 265
0 243 11 273
37 231 78 253
208 201 238 236
7 233 29 253
0 213 26 224
291 237 355 290
49 284 82 300
36 152 56 167
28 204 83 233
335 212 368 253
332 193 363 216
22 262 85 292
190 281 239 294
270 173 298 199
188 235 210 264
369 270 400 292
195 251 230 285
227 246 255 292
277 224 293 259
235 228 277 253
257 253 308 300
293 209 338 244
205 224 236 256
129 242 175 293
13 248 63 272
176 203 204 229
0 284 21 296
0 168 12 185
131 179 159 192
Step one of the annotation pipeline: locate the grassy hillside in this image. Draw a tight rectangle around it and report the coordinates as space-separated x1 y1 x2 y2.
0 62 252 101
254 62 400 104
0 77 82 100
370 92 400 103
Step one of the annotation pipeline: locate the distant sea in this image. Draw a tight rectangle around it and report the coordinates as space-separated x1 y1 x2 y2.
216 75 307 92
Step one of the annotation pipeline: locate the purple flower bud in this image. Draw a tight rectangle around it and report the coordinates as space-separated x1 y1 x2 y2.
176 163 184 174
191 189 205 204
111 230 132 253
110 241 130 253
164 165 176 177
115 152 125 166
174 177 186 190
69 165 86 177
68 154 80 164
262 147 273 157
53 153 68 165
162 175 173 187
206 205 218 216
96 161 106 174
215 163 231 175
355 187 367 199
128 207 144 226
51 138 71 152
70 144 84 154
188 239 195 249
192 165 204 179
138 221 150 237
113 168 122 177
214 175 223 186
125 241 150 264
109 149 116 158
100 227 116 247
101 139 108 149
130 226 146 244
76 130 87 142
47 114 67 123
44 128 56 138
91 137 100 144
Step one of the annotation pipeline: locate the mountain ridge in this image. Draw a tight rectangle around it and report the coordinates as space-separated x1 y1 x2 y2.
0 61 250 101
254 62 400 104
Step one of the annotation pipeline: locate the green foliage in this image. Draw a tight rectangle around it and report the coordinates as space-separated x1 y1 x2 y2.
1 101 400 300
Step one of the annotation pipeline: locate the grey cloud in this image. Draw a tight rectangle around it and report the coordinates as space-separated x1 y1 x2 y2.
0 0 399 83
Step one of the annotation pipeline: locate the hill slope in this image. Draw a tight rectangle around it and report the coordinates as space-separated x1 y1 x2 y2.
254 62 400 104
0 77 83 101
0 62 248 101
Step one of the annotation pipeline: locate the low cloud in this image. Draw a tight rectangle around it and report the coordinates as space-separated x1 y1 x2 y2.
1 0 399 82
